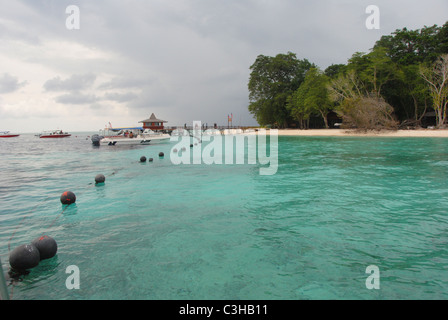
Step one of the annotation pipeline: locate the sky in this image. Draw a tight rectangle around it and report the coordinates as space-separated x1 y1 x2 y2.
0 0 447 133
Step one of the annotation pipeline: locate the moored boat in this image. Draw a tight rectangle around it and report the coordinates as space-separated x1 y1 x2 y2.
171 128 191 137
0 131 20 138
92 127 170 146
38 130 71 138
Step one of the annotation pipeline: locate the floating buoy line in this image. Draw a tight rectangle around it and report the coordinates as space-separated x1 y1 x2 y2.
3 170 114 299
2 149 170 299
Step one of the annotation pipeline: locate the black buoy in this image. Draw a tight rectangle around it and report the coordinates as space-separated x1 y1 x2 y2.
140 156 147 162
190 144 193 148
95 174 105 184
159 152 164 158
60 191 76 205
9 244 40 271
148 158 154 162
32 236 58 260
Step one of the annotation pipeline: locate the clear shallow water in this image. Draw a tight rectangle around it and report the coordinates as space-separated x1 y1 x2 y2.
1 133 448 300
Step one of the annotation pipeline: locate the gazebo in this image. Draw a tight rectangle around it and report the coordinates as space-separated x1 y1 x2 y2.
139 113 168 131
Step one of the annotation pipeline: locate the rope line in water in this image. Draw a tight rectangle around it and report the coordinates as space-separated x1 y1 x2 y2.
3 166 136 299
6 168 123 259
3 164 127 299
7 168 124 252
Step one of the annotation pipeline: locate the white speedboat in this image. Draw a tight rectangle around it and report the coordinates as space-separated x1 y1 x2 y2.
38 130 71 138
203 129 222 136
171 128 191 137
92 127 170 146
142 129 171 142
223 128 243 135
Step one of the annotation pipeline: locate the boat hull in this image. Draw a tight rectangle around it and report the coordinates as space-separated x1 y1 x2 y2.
0 134 20 138
39 134 71 138
99 135 170 146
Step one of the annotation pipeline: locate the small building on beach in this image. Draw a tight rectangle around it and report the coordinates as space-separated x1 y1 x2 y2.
421 111 437 128
139 113 168 131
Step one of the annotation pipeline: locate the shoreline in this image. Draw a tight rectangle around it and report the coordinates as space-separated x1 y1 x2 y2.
274 129 448 137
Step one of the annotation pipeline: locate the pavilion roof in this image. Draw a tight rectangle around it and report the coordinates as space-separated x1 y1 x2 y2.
139 113 168 123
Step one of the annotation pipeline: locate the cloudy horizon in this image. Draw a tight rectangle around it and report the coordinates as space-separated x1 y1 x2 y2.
1 0 447 133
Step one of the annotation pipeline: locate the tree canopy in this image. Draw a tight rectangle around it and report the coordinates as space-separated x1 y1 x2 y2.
248 52 315 128
287 68 332 128
248 21 448 129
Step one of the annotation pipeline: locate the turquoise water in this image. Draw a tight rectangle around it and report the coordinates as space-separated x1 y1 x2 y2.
1 133 448 300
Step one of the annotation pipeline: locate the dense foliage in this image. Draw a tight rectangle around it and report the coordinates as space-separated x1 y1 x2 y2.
248 22 448 129
248 52 315 128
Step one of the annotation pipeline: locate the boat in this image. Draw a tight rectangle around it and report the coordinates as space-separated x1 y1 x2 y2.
0 131 20 138
202 129 222 136
223 128 244 135
92 127 170 146
171 127 191 137
38 130 71 138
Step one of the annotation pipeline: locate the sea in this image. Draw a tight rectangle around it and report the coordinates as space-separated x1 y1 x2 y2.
1 132 448 300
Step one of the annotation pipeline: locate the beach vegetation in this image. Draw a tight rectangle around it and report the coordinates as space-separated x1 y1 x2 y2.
420 54 448 128
336 95 398 131
287 68 333 129
248 21 448 130
248 52 315 128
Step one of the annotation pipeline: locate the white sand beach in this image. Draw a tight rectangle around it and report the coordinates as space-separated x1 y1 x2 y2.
275 129 448 137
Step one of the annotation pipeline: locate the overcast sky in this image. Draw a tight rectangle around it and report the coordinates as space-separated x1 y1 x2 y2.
1 0 447 133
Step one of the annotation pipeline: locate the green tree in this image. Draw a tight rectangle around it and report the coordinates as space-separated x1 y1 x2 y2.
437 22 448 54
286 92 311 129
248 52 315 128
328 63 398 131
287 68 332 128
420 54 448 127
382 64 431 126
374 28 421 65
327 69 365 103
324 64 346 79
374 24 446 65
347 47 399 98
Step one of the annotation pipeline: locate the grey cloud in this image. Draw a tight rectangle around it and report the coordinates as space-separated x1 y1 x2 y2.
89 103 108 110
5 0 448 129
55 92 99 105
44 74 96 92
97 77 153 90
103 92 138 103
0 73 27 94
54 91 137 105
